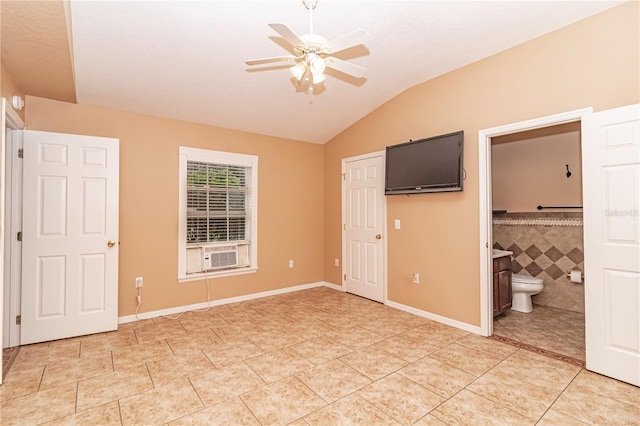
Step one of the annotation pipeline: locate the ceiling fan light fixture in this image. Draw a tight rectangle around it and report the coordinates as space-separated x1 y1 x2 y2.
290 61 308 81
312 72 326 85
308 53 326 75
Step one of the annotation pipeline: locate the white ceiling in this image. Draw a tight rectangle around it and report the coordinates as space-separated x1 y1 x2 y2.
68 0 623 144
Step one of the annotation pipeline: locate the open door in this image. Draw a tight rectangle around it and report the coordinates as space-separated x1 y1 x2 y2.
583 103 640 386
20 130 119 345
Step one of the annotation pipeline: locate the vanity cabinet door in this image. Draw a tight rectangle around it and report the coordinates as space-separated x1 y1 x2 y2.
493 272 501 317
498 270 512 313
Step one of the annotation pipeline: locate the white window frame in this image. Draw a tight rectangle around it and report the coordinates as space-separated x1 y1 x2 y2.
178 147 258 282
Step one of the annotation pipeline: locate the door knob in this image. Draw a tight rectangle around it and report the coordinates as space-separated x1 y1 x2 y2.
375 234 382 240
107 240 116 248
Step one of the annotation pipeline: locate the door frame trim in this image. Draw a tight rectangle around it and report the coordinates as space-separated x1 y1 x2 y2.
477 107 592 336
2 99 24 351
341 150 387 302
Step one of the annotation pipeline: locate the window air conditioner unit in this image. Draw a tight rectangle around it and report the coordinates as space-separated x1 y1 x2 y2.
203 244 238 270
186 244 238 273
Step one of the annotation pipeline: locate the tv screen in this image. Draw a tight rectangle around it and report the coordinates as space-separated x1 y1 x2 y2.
385 131 464 195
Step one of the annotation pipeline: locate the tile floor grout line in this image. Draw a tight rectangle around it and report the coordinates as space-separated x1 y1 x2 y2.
532 367 583 425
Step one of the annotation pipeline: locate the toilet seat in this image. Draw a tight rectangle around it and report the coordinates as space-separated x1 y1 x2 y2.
511 273 544 313
512 273 543 285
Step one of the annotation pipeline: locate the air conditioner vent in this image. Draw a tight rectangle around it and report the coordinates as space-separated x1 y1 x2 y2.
204 245 238 270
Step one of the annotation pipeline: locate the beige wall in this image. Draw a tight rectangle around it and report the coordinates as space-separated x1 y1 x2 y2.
26 97 325 317
323 2 639 326
492 123 582 213
1 62 26 121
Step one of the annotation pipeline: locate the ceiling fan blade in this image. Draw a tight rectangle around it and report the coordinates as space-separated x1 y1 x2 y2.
324 29 370 54
324 57 367 79
246 55 297 66
268 23 305 48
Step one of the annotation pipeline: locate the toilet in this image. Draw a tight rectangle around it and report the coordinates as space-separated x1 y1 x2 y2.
511 273 544 313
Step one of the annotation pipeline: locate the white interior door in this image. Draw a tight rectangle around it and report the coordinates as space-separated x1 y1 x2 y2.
583 103 640 386
21 130 119 345
343 153 385 303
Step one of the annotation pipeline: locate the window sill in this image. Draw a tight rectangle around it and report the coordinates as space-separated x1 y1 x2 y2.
178 266 258 283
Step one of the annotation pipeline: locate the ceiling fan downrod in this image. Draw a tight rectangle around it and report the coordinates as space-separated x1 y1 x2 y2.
302 0 318 35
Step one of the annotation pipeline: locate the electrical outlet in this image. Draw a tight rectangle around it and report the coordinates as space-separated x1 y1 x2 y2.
289 260 294 268
412 273 420 284
135 276 143 288
334 258 340 267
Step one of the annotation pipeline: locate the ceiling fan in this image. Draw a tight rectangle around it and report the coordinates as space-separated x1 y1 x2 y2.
246 0 369 89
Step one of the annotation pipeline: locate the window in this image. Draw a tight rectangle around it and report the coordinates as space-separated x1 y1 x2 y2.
178 147 258 281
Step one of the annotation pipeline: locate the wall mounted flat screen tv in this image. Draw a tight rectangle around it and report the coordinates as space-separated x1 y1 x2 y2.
385 131 464 195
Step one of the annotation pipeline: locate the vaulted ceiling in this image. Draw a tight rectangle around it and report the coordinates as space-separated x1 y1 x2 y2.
1 1 624 143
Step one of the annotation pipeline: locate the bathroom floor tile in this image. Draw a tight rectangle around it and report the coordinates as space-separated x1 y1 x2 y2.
240 376 326 425
494 304 585 363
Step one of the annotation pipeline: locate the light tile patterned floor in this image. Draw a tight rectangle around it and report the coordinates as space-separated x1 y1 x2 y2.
494 304 586 362
1 287 638 425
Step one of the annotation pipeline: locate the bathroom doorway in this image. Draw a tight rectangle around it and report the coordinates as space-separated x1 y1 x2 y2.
489 122 586 364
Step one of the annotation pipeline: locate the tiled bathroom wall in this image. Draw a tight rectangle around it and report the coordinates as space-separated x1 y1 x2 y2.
493 213 584 313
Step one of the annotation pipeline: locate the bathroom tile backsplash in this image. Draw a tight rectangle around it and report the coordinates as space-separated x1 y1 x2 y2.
493 213 584 313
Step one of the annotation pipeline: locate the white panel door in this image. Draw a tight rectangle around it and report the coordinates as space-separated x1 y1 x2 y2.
343 154 385 302
21 130 119 345
583 104 640 386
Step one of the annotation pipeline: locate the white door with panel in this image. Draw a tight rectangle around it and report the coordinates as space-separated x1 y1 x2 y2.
583 103 640 386
21 130 119 345
343 153 385 303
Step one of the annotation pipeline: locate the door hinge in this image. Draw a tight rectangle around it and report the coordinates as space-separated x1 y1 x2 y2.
343 274 346 281
343 224 346 231
17 231 22 241
16 315 21 325
18 148 23 159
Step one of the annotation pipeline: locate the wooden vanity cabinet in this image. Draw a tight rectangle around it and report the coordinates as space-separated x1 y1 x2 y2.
493 256 512 317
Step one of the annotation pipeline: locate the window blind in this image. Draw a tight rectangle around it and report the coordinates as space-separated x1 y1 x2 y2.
186 161 248 243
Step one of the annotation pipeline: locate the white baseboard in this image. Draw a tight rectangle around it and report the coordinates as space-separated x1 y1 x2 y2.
323 282 344 292
119 281 331 324
385 299 483 335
